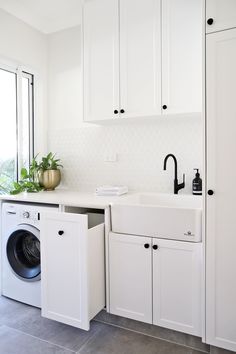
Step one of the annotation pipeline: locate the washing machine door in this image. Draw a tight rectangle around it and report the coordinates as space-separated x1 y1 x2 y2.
6 224 41 282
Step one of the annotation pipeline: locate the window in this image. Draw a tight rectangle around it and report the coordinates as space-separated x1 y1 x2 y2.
0 65 34 193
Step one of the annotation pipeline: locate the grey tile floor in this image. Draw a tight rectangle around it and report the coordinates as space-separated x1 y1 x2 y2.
0 296 207 354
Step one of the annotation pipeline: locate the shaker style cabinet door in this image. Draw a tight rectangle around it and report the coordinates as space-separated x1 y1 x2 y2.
206 29 236 352
109 232 152 323
41 212 90 330
162 0 202 115
206 0 236 33
41 211 105 331
153 239 202 336
83 0 120 122
119 0 161 119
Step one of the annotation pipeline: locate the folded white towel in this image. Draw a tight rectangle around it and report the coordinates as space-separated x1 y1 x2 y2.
96 185 128 192
95 185 128 196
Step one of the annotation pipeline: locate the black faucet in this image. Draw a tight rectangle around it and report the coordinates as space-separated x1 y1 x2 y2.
163 154 185 194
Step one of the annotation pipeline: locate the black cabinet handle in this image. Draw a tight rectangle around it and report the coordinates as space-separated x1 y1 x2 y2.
162 105 167 110
153 245 158 250
120 109 125 114
207 18 214 25
144 243 150 249
58 230 64 236
208 190 214 196
114 110 118 114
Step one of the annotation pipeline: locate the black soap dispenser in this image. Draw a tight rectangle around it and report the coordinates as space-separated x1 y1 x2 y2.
192 169 202 195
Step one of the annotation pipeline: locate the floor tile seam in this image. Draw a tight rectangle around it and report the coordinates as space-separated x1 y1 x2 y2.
2 325 76 353
76 326 105 354
93 319 210 354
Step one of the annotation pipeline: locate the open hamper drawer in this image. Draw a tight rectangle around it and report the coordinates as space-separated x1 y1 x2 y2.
40 207 105 330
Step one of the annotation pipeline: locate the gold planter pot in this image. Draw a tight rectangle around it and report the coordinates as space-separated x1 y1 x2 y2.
38 170 61 191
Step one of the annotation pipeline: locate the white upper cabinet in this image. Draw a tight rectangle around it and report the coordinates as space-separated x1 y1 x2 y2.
206 0 236 33
162 0 202 115
206 28 236 352
83 0 202 122
83 0 119 121
119 0 161 119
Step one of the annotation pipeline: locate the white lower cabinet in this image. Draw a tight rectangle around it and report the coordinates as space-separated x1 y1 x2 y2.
109 233 152 323
153 239 202 336
41 211 105 331
109 232 202 336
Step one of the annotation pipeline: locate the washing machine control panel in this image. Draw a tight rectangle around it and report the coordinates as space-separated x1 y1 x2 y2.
20 210 40 225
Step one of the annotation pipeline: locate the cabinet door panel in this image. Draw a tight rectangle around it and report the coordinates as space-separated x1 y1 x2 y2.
206 29 236 352
162 0 202 114
119 0 161 119
41 212 89 330
83 0 119 121
109 232 152 323
153 239 202 336
206 0 236 33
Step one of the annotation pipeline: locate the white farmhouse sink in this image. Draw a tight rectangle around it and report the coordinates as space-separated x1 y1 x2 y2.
110 193 202 242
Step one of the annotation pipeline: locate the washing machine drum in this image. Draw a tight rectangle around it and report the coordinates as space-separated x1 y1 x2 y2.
7 225 41 281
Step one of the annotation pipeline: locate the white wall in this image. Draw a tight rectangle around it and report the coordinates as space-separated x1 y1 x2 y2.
48 26 203 194
0 9 48 154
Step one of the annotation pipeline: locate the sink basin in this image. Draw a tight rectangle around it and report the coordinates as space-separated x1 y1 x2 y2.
110 193 202 242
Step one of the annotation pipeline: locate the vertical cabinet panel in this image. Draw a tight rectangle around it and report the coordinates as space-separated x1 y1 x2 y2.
153 239 202 336
162 0 202 114
119 0 161 118
206 29 236 352
41 212 90 330
206 0 236 33
109 232 152 323
83 0 119 121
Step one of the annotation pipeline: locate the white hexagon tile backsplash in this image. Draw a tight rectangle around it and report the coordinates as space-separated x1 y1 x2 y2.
49 116 203 194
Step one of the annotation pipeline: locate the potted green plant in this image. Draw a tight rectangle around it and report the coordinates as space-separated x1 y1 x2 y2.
10 157 43 194
38 152 63 191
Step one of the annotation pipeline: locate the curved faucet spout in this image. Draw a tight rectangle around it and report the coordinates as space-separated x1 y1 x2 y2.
163 154 185 194
163 154 178 179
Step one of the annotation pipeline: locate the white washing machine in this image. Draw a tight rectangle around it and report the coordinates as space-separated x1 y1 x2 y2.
1 202 58 308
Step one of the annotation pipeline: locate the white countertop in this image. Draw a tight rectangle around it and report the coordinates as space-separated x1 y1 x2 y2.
0 189 136 209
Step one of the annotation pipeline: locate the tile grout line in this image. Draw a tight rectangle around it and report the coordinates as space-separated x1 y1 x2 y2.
93 319 210 354
76 325 104 354
2 325 76 353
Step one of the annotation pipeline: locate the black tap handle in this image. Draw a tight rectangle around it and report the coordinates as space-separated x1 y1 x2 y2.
183 173 185 184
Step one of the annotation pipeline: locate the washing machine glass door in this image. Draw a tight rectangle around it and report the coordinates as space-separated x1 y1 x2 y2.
7 224 40 281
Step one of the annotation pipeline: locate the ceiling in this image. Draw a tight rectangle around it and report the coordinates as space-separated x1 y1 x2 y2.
0 0 82 34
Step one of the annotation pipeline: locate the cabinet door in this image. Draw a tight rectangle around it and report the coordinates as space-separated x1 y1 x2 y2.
206 29 236 352
83 0 119 122
119 0 161 119
41 212 90 330
109 232 152 323
206 0 236 33
153 239 202 336
162 0 202 115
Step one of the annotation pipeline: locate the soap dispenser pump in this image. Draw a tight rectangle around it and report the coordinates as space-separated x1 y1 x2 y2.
192 169 202 195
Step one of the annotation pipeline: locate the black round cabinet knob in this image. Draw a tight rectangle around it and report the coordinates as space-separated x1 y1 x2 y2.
207 18 214 25
144 243 150 249
208 190 214 196
162 105 167 110
114 110 118 114
120 109 125 114
58 230 64 236
153 245 158 250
